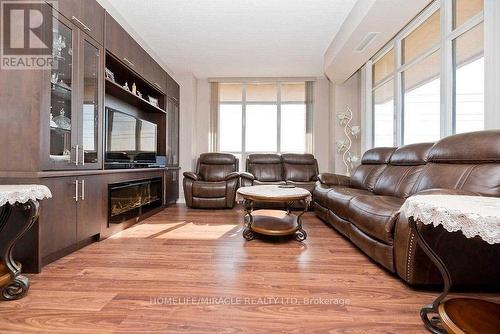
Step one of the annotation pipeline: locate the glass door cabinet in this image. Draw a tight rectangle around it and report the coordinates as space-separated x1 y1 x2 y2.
166 98 179 166
44 8 102 170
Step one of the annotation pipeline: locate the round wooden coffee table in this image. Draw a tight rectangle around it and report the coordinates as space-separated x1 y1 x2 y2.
236 185 312 242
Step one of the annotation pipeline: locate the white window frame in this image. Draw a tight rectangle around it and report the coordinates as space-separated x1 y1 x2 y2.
217 82 312 168
366 0 497 148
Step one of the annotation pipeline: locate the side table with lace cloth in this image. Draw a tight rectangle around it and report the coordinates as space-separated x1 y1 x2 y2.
0 185 52 301
400 195 500 334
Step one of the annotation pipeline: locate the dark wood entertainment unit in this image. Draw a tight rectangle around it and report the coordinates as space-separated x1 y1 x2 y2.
0 0 180 273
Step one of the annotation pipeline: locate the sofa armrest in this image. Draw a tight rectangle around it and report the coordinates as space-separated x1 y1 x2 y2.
224 172 240 181
394 188 496 286
183 171 201 181
240 172 255 181
317 173 350 186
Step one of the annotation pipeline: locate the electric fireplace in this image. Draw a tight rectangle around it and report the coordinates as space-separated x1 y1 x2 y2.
108 178 163 225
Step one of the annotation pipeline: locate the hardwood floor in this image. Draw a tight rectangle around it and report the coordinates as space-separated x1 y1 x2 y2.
0 205 497 333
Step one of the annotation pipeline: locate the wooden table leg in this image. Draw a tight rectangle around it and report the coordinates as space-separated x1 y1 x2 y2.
0 199 40 301
409 216 452 334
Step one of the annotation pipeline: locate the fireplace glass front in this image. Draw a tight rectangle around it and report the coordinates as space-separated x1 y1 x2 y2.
108 178 163 225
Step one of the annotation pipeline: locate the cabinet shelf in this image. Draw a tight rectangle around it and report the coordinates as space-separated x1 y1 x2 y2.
51 82 72 92
105 78 166 114
50 126 71 133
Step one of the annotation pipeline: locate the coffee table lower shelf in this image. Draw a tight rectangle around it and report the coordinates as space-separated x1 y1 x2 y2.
243 210 307 241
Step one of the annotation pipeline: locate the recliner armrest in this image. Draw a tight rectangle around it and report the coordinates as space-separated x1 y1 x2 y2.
240 172 255 181
183 171 201 181
224 172 240 181
317 173 350 186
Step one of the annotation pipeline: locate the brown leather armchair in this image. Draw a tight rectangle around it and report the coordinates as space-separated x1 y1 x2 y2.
183 153 240 209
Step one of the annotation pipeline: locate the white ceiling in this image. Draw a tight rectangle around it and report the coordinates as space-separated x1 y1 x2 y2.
101 0 357 78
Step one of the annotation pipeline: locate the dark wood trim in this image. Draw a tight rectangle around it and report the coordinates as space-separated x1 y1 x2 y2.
41 234 99 267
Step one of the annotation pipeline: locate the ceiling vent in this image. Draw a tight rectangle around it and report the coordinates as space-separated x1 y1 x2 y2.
354 32 379 53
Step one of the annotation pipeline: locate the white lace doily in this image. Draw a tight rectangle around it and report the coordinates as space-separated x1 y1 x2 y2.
401 195 500 245
0 185 52 207
236 185 312 204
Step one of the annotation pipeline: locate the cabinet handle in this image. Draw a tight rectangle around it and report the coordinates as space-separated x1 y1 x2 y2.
81 149 85 166
73 145 79 166
123 58 135 67
80 180 85 201
73 180 79 202
71 16 91 32
154 83 162 89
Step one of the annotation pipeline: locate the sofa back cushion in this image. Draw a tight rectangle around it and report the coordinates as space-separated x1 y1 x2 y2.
282 154 318 182
351 147 396 191
197 153 238 182
247 154 283 182
413 130 500 196
374 143 433 198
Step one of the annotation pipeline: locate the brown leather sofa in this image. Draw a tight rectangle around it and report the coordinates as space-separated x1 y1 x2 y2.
183 153 240 209
314 130 500 287
241 153 319 208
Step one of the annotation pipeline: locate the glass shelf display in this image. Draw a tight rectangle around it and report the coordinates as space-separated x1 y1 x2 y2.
49 17 73 164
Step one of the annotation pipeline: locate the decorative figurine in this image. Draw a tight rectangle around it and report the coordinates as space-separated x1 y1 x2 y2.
335 106 361 176
123 82 130 91
53 35 66 60
132 82 137 95
105 68 115 82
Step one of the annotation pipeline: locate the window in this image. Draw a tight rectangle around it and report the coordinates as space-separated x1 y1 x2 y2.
369 0 485 147
373 79 395 147
403 50 441 144
217 82 310 170
453 22 484 134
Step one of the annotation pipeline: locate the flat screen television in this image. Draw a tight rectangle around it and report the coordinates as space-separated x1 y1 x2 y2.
105 108 157 165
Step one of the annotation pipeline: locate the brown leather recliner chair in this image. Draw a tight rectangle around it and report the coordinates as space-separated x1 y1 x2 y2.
183 153 240 209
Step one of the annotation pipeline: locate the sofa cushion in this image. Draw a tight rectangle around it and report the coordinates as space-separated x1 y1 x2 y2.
373 165 426 198
286 181 316 194
389 142 433 166
361 147 396 164
427 130 500 163
282 154 318 182
247 154 283 182
192 181 226 198
313 183 333 207
347 195 404 244
350 164 388 191
254 180 286 186
326 186 373 220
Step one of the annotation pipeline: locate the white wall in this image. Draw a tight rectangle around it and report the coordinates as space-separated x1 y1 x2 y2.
195 79 211 156
312 78 331 172
177 73 198 202
329 71 362 175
